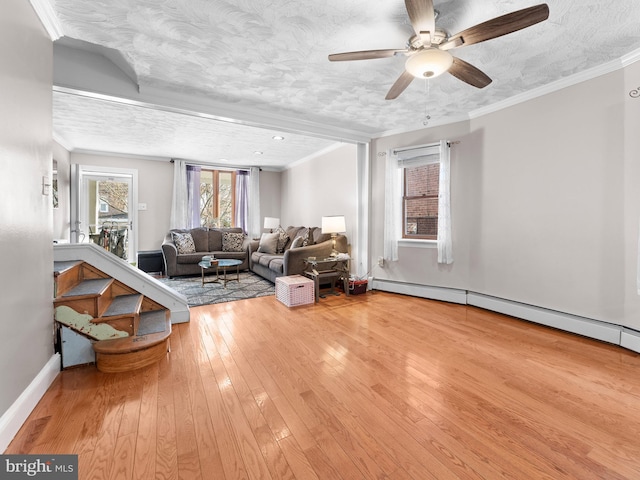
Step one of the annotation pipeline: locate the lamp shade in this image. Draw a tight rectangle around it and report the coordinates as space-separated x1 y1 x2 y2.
263 217 280 230
405 48 453 79
321 215 346 234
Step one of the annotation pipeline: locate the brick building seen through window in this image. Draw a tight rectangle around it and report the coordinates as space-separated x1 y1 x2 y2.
403 163 439 239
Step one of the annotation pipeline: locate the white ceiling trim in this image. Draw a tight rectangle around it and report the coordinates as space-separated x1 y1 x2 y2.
29 0 63 40
53 42 372 145
374 47 640 138
470 49 640 120
373 112 471 140
66 148 170 163
52 132 72 152
284 142 348 171
622 48 640 67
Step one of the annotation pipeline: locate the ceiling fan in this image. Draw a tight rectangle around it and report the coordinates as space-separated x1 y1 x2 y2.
328 0 549 100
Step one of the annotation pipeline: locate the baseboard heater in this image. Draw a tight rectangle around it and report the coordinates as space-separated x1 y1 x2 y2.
371 278 640 355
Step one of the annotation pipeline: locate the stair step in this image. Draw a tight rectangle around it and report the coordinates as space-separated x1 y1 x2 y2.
61 278 112 298
93 312 172 373
54 260 82 276
138 310 169 335
102 294 143 317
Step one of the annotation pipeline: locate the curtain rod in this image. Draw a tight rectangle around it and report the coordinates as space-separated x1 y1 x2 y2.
169 159 261 171
391 140 460 156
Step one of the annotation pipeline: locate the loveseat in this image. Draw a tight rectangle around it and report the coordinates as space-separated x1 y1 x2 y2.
249 226 348 283
162 227 250 278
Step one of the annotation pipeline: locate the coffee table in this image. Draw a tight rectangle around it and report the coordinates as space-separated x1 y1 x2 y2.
198 259 242 287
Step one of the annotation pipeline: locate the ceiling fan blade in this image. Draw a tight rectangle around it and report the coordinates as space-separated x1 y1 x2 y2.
440 3 549 51
448 57 492 88
405 0 435 43
328 49 406 61
385 70 415 100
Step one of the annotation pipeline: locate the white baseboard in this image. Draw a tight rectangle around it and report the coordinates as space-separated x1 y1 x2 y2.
0 354 60 452
620 329 640 354
371 278 627 347
371 278 468 304
466 293 621 345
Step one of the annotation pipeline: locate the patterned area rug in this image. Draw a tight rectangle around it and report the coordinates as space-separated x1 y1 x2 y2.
158 272 275 307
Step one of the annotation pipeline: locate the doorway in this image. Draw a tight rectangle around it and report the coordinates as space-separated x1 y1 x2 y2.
70 165 138 264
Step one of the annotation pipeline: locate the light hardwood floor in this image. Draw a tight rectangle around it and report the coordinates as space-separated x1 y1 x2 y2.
7 291 640 479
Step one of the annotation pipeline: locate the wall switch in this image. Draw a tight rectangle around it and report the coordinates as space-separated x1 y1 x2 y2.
378 256 384 267
138 203 147 211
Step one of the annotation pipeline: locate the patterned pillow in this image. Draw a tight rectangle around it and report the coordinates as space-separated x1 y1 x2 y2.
222 232 245 252
298 227 310 247
275 226 289 253
172 232 196 254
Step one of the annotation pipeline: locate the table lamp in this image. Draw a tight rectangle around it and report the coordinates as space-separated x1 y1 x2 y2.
321 215 346 256
264 217 280 233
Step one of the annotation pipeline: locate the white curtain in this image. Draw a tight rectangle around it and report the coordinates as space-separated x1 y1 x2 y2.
169 160 188 229
170 160 202 229
235 170 249 234
383 150 401 262
437 140 453 264
186 165 201 228
248 167 261 239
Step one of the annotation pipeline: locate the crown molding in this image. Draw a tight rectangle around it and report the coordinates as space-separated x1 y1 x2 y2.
373 47 640 139
52 132 72 151
284 142 348 171
622 47 640 67
470 48 640 120
373 112 470 140
29 0 63 40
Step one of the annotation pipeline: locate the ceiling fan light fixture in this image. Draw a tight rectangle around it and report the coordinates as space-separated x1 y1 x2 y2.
405 48 453 79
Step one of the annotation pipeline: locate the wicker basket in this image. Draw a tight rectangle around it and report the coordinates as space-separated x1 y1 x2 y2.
276 275 314 306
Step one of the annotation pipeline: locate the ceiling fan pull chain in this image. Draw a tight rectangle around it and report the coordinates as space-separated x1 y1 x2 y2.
423 80 432 126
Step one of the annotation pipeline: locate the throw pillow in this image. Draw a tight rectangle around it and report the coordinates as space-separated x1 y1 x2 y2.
275 225 289 253
173 232 196 254
298 227 310 246
257 232 279 254
222 232 245 252
290 235 304 249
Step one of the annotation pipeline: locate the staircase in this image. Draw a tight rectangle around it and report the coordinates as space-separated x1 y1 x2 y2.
54 260 172 373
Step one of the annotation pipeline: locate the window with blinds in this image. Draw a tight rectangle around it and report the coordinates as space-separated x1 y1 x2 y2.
396 143 440 240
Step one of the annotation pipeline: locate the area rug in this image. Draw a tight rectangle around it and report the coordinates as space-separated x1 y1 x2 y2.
158 272 274 307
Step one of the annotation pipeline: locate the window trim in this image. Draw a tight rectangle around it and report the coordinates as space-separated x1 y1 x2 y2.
401 154 440 241
200 168 237 228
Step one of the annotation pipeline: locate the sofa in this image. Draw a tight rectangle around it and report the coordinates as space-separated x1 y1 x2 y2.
162 227 250 278
249 225 348 283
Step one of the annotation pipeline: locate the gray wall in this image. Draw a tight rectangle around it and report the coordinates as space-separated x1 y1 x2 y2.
53 141 71 241
258 169 282 230
67 153 284 249
281 143 358 232
70 153 174 251
0 0 54 417
371 63 640 330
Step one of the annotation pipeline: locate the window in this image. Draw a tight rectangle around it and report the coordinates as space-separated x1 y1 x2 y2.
199 169 236 228
384 140 452 264
403 163 439 239
395 143 441 240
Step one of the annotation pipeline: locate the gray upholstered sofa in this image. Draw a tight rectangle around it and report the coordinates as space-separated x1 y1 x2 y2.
249 226 348 283
162 227 250 278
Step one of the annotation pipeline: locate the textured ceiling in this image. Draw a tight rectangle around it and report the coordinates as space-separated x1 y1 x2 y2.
47 0 640 168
